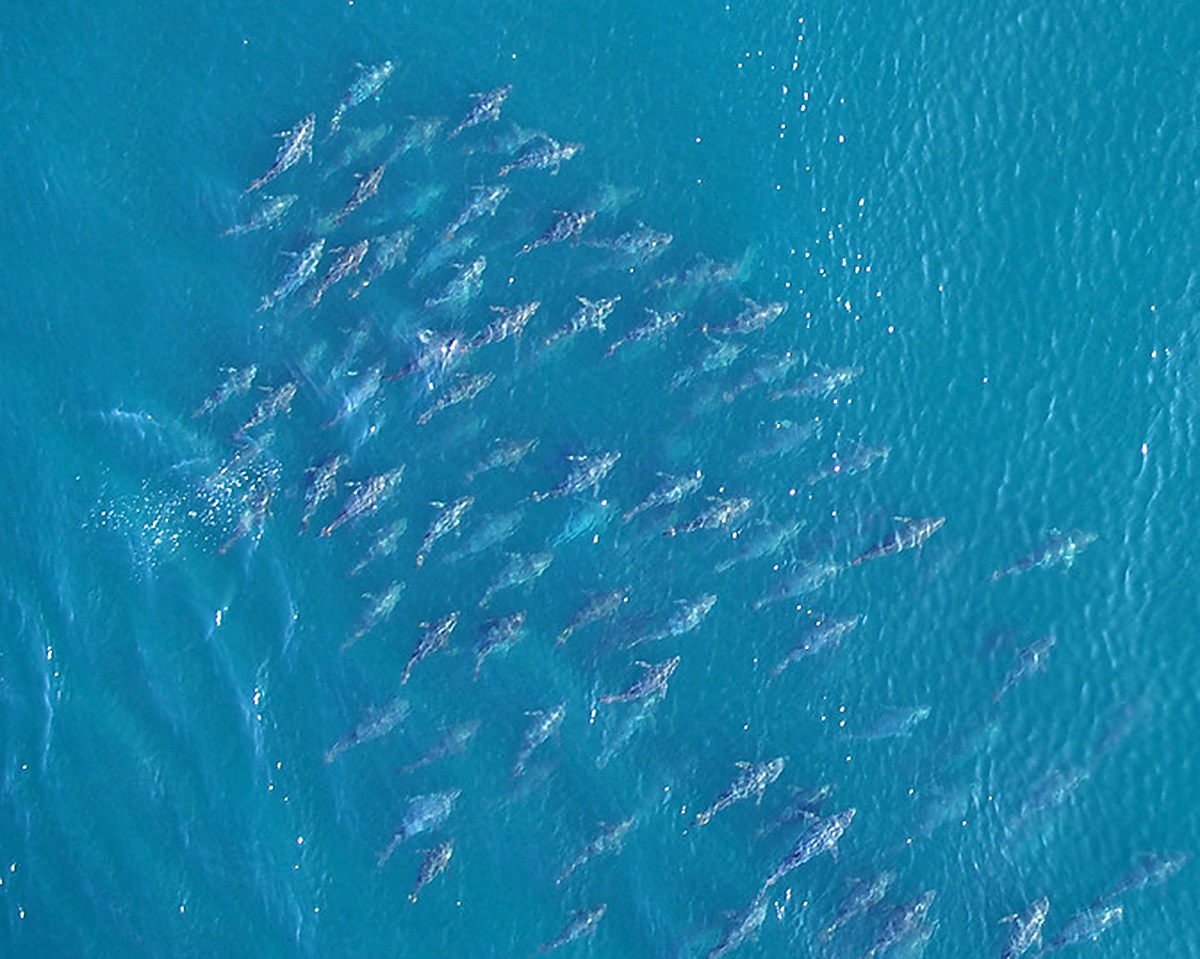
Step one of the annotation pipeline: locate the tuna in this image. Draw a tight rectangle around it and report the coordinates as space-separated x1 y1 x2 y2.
258 238 325 312
993 634 1057 703
310 239 369 306
1046 903 1122 951
539 904 606 953
665 497 752 536
341 581 406 652
622 470 703 523
818 870 897 944
695 757 785 826
518 209 596 256
989 528 1097 581
244 113 315 194
330 60 396 136
555 817 636 884
349 225 415 298
331 163 386 227
702 298 788 336
416 496 475 567
998 896 1050 959
377 789 460 867
299 454 346 533
221 193 297 237
513 703 565 777
192 365 257 418
399 719 481 775
320 465 406 537
850 516 945 566
542 296 621 349
472 609 527 679
348 517 409 577
556 587 629 645
479 551 553 607
499 136 584 177
416 372 495 426
858 890 937 959
599 655 680 705
763 808 856 887
705 887 771 959
446 84 512 139
532 451 621 502
771 614 864 679
604 308 683 358
236 381 297 437
401 612 459 684
465 437 539 483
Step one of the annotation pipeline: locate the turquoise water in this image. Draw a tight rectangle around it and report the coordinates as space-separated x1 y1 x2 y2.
2 1 1197 956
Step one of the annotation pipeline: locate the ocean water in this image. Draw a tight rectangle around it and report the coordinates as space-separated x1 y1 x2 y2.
1 1 1197 956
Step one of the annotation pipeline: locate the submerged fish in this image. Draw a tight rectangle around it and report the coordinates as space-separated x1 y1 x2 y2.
555 817 635 884
377 790 460 867
409 838 454 903
324 695 409 764
695 757 785 826
245 113 315 194
330 60 395 136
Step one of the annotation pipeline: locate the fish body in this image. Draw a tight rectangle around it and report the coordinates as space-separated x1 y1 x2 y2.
1103 851 1190 900
714 519 807 574
479 551 553 606
669 339 746 391
443 183 510 241
771 614 863 678
409 838 454 903
738 418 821 463
665 497 752 536
320 465 406 537
350 225 415 298
635 594 717 646
556 817 635 884
473 610 527 679
605 308 683 358
245 113 315 194
442 508 524 562
532 451 621 502
447 84 512 139
377 789 460 867
237 381 297 437
651 254 743 292
723 351 801 402
706 888 770 959
999 896 1050 959
539 904 606 953
763 808 856 887
221 193 298 236
853 705 932 740
695 757 785 826
192 365 257 418
513 703 565 777
556 587 629 645
416 372 495 426
804 443 890 486
299 453 346 533
818 870 897 944
500 137 583 177
465 437 538 483
258 239 325 312
599 655 680 705
216 480 275 555
753 558 841 609
311 239 369 306
416 496 475 567
993 634 1056 703
342 581 406 652
322 123 392 181
990 528 1097 581
322 363 384 429
622 470 703 522
518 209 595 255
401 612 459 685
330 60 395 135
468 302 541 353
859 890 937 959
332 163 386 227
850 516 945 566
771 364 863 400
425 255 487 308
324 695 409 764
589 224 673 267
392 115 446 156
703 298 787 336
542 296 621 349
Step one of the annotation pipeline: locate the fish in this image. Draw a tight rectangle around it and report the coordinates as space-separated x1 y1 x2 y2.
771 364 863 401
803 443 890 487
299 453 346 533
442 183 510 242
633 594 717 646
331 163 386 227
416 372 496 427
992 634 1056 703
310 239 369 306
650 254 745 293
409 838 454 903
989 528 1097 581
756 782 837 838
622 470 703 523
499 136 584 177
858 890 937 959
998 896 1050 959
695 757 785 826
722 351 801 403
737 418 822 463
399 719 481 775
762 808 856 887
425 255 487 309
669 339 746 392
818 870 897 944
518 209 596 256
542 296 621 349
555 817 635 884
322 123 392 181
532 451 621 502
244 113 315 194
552 497 616 547
598 655 680 705
416 496 474 567
348 517 408 577
587 223 673 267
539 904 606 953
377 789 460 868
850 516 945 566
446 84 513 140
1101 851 1190 901
341 581 406 652
220 193 298 237
479 551 553 607
401 612 458 684
236 381 297 437
391 115 446 156
320 465 406 537
771 614 864 679
324 694 409 764
851 705 932 740
705 887 771 959
257 239 325 312
714 519 807 574
513 703 565 777
192 365 257 418
556 587 629 645
330 60 395 136
472 609 527 679
752 558 842 610
322 363 384 430
216 480 274 555
1046 903 1122 951
349 225 416 298
442 508 524 563
604 308 683 358
702 298 788 336
665 497 752 536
